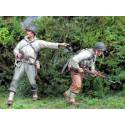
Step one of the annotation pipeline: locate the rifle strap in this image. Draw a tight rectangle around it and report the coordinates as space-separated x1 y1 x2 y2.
21 38 39 62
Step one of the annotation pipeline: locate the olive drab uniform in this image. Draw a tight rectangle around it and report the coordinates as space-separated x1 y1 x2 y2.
9 36 59 93
64 48 96 103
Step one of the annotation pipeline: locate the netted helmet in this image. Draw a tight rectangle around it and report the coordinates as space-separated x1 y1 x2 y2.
25 25 37 35
94 42 106 51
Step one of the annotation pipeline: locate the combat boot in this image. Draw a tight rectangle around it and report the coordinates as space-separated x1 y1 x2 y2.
7 92 15 107
64 89 71 102
32 91 38 101
68 92 80 106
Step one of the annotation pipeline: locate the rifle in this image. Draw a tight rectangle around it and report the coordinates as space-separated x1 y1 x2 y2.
83 67 121 85
86 68 123 90
69 65 121 85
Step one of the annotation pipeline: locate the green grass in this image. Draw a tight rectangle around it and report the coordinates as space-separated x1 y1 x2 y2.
0 92 125 109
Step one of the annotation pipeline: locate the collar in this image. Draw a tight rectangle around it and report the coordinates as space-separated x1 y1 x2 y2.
24 36 37 43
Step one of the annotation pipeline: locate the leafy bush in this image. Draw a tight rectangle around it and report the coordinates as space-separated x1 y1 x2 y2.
1 16 125 98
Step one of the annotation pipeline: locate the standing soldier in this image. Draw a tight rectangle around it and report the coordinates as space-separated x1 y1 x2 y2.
7 25 68 106
64 42 107 105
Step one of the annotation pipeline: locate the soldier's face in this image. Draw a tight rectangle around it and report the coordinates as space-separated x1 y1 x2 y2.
26 31 35 38
96 50 103 56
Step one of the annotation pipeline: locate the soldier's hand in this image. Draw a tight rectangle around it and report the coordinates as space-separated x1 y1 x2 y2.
93 70 106 78
91 70 99 77
36 61 40 70
78 68 84 73
16 53 23 59
58 43 69 48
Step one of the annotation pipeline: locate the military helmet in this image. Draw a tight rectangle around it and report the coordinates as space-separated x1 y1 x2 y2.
25 25 37 35
94 42 106 51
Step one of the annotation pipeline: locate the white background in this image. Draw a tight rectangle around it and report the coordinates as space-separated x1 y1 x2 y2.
0 0 125 125
0 0 125 16
0 109 125 125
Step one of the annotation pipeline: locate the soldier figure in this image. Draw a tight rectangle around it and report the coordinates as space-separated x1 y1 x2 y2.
64 42 107 105
7 25 68 106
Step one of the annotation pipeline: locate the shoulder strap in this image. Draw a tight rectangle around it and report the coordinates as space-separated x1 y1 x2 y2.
18 39 36 52
18 42 29 51
24 38 38 57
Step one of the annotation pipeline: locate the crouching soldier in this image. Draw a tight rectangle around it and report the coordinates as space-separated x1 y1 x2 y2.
64 42 107 105
7 25 69 106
